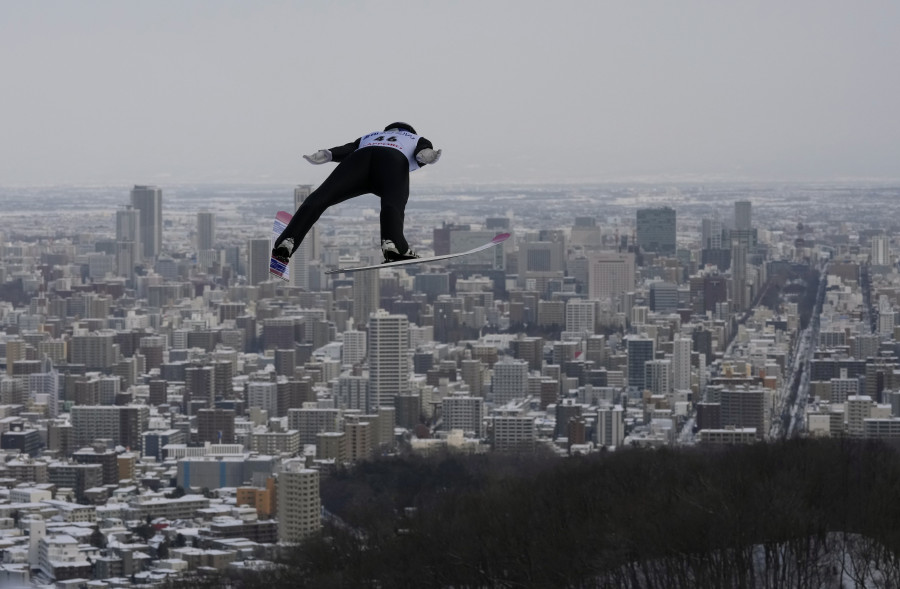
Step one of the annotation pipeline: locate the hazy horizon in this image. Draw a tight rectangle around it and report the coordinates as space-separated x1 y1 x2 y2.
2 1 899 187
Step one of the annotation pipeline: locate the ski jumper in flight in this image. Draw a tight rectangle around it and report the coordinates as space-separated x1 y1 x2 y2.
272 122 442 263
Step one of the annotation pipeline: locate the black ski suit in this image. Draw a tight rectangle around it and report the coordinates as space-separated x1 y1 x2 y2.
275 131 435 255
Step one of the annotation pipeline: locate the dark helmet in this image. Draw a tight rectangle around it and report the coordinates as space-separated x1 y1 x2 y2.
384 122 416 134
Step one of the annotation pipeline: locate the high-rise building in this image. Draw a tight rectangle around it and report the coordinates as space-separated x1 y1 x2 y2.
871 234 890 266
491 358 529 405
247 381 279 417
367 311 410 407
649 282 678 313
644 359 672 396
672 337 692 392
197 408 236 444
116 205 141 272
70 405 149 452
491 416 536 453
587 252 635 301
701 217 723 250
290 185 314 289
626 336 655 391
28 358 59 418
276 459 321 543
288 407 341 445
460 357 486 397
197 211 216 251
636 207 676 255
247 238 271 286
185 365 215 412
518 239 565 274
352 270 380 327
341 330 367 365
130 185 162 260
717 388 766 438
597 406 625 447
451 229 507 270
565 299 595 334
334 375 367 412
731 243 748 313
845 395 872 437
343 421 373 461
734 200 752 231
442 395 484 436
69 331 117 372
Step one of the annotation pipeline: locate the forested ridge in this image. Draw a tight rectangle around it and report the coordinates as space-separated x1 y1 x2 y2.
174 438 900 588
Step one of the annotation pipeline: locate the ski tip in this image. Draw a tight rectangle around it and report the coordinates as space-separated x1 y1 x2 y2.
492 232 511 244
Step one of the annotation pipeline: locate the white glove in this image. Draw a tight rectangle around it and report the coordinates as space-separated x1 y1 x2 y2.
416 148 442 165
303 149 332 165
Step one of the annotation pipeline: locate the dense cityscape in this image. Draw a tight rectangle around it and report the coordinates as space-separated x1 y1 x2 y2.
0 181 899 587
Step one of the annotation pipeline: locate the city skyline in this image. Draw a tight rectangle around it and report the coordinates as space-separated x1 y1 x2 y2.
0 180 899 585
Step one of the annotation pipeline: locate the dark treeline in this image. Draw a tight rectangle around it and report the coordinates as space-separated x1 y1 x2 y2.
171 438 900 589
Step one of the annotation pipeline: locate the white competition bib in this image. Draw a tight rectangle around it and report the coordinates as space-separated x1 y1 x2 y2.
357 130 421 171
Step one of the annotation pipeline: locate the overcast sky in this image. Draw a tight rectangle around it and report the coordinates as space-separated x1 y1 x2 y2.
1 1 898 186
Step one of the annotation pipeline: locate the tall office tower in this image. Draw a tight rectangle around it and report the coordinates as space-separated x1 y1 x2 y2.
626 336 655 391
28 358 59 418
649 282 678 313
277 459 321 543
871 234 890 266
734 200 752 231
596 406 625 447
341 330 367 365
368 311 410 407
491 358 529 405
129 185 162 259
197 211 216 250
636 207 676 255
565 299 595 334
587 252 635 301
197 408 236 444
672 337 692 392
247 238 271 286
290 185 315 289
352 270 380 328
442 395 484 436
701 217 723 249
116 205 142 272
730 242 748 312
644 359 672 396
